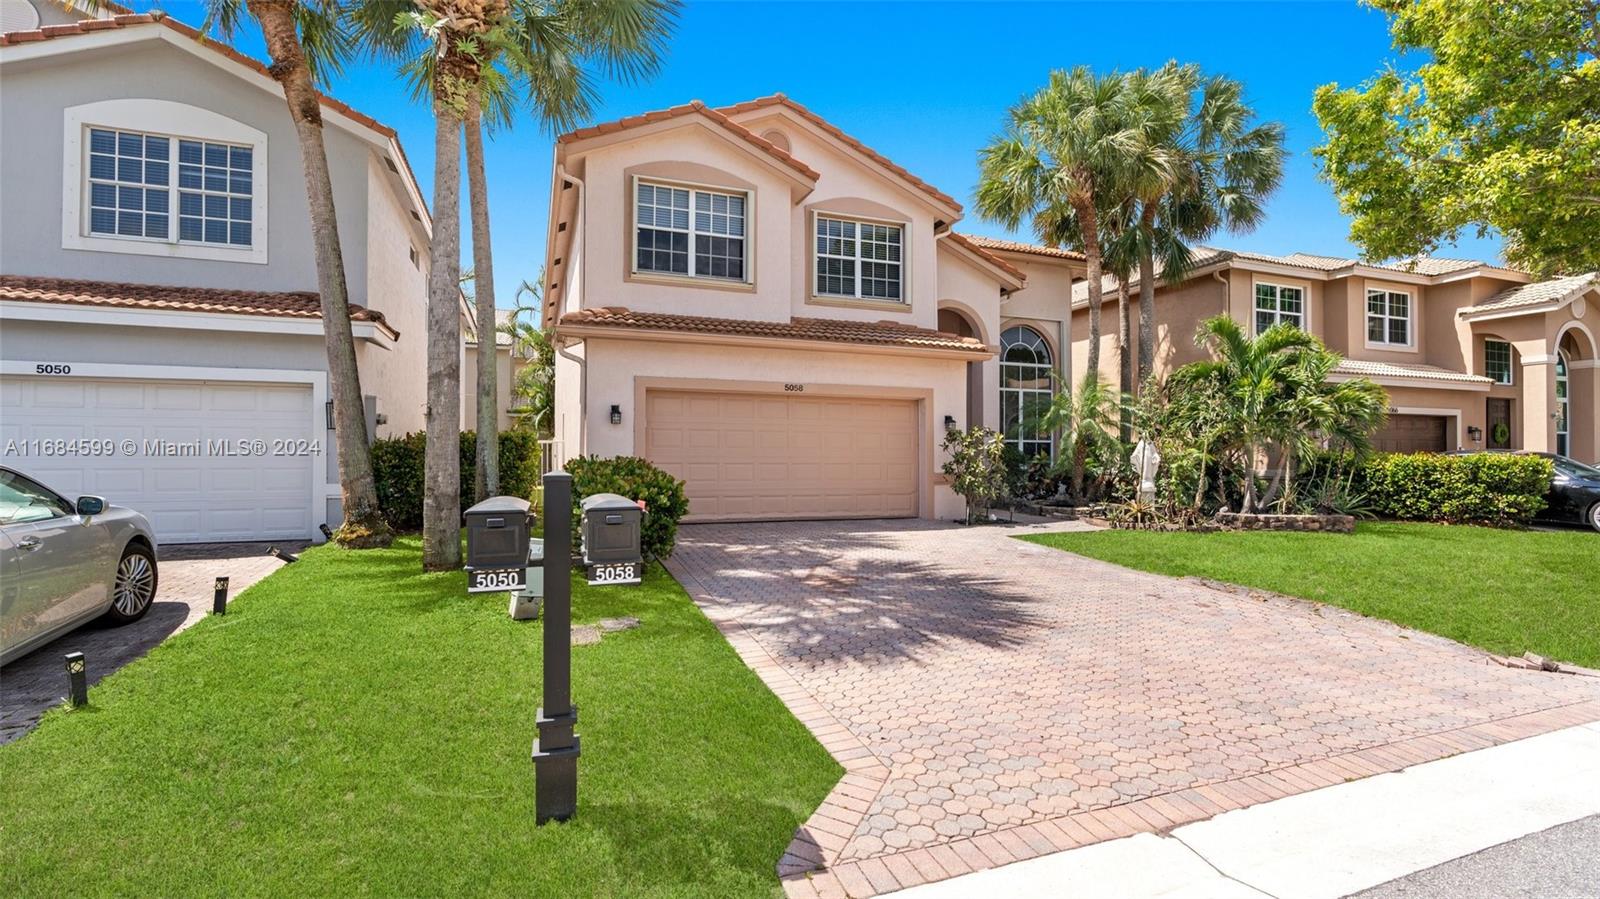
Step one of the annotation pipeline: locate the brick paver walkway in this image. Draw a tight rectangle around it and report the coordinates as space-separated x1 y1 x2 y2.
666 519 1600 898
0 542 300 744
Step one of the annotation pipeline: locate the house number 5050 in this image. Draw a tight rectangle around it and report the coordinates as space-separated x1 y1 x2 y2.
784 383 804 392
35 364 72 375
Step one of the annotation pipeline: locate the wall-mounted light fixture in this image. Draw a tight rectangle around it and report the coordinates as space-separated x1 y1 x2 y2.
944 415 957 431
326 400 336 430
610 404 623 426
1467 425 1483 442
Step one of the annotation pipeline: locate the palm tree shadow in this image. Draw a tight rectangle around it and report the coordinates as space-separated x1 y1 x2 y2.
668 519 1046 665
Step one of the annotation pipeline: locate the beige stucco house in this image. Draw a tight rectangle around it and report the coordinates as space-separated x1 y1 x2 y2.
543 95 1095 521
1065 249 1598 460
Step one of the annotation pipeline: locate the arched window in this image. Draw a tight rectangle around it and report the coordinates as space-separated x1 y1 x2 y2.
1000 326 1054 459
1556 351 1569 457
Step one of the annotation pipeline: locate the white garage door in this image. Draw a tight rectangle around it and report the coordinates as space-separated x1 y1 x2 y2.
646 389 919 521
1 376 316 543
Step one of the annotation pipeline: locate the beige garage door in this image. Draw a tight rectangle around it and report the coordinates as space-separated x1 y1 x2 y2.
1372 414 1448 453
646 390 919 521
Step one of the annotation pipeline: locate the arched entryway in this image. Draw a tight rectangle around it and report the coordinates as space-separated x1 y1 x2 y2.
938 303 986 431
1555 323 1596 459
1000 325 1055 459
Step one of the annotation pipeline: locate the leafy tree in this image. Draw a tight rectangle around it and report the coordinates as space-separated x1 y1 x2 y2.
203 0 393 547
940 428 1010 525
1312 0 1600 275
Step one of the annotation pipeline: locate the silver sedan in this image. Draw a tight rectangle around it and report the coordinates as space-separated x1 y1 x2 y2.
1 467 159 665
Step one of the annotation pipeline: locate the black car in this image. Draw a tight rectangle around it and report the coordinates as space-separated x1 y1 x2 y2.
1528 453 1600 533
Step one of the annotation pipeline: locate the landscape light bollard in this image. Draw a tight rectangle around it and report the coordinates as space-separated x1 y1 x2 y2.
65 652 88 708
319 523 334 540
531 471 579 824
212 577 229 616
268 546 298 563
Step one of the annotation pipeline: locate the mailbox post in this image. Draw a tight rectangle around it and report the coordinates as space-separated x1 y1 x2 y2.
532 472 579 824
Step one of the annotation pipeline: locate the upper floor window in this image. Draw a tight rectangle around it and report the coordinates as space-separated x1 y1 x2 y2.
87 129 254 248
1485 339 1513 385
633 181 746 281
1366 288 1411 346
815 215 903 302
1254 282 1303 333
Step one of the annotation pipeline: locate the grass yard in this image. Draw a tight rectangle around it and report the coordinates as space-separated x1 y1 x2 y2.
1022 522 1600 668
0 538 839 897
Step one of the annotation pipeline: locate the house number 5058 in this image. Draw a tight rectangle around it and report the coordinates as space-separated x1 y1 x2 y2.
784 383 804 392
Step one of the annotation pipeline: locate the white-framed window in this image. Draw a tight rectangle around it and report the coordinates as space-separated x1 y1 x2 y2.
815 214 903 302
1485 339 1513 385
632 180 746 281
1366 288 1411 346
1254 282 1304 333
1556 352 1569 457
1000 325 1054 460
64 99 268 264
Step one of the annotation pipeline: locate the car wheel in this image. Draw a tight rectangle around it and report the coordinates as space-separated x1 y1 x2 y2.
105 542 158 624
1590 502 1600 534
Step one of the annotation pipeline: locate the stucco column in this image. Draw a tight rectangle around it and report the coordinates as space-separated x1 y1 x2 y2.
1570 361 1599 460
979 356 1000 432
1518 353 1556 452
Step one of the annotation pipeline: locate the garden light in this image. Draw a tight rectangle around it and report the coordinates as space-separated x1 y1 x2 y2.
213 577 229 616
65 652 88 708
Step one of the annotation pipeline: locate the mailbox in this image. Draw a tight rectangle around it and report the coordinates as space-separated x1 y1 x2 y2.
465 495 534 593
580 493 643 585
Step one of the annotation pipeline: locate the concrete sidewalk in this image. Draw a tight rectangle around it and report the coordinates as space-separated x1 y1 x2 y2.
881 722 1600 899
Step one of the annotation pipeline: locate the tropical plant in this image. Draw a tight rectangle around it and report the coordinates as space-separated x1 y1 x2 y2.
564 455 689 559
1041 371 1126 503
503 279 555 435
1261 347 1388 508
202 0 393 548
1313 0 1599 275
941 427 1010 525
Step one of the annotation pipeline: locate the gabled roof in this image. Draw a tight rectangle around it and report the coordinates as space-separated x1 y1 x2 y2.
943 232 1026 287
0 275 400 339
719 94 962 215
1461 273 1598 318
956 234 1085 262
556 99 820 182
557 306 991 356
1 11 431 234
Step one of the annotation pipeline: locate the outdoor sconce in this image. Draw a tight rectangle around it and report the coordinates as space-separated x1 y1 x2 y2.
609 404 623 426
944 415 957 431
326 400 335 430
1467 425 1483 442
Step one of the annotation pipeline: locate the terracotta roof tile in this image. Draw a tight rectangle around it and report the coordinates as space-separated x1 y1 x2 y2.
718 94 962 213
944 233 1026 283
957 234 1085 261
0 275 399 339
1464 273 1598 316
558 306 990 354
1332 358 1492 385
557 100 820 182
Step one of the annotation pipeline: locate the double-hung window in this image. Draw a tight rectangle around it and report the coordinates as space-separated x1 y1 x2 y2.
1366 288 1411 346
1485 339 1513 385
87 127 254 248
815 215 903 302
1254 282 1304 333
634 181 746 281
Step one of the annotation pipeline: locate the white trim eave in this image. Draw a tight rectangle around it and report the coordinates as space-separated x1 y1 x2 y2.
939 237 1026 292
554 323 995 362
561 117 818 195
0 300 393 347
1328 370 1492 392
1460 295 1580 322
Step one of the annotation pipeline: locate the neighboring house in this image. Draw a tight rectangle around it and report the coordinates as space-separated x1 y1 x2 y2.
542 95 1088 521
463 308 524 433
1066 248 1598 460
0 8 436 543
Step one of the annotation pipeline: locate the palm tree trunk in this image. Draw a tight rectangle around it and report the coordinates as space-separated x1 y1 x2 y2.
1116 281 1132 442
466 93 499 502
422 96 464 571
1077 200 1103 381
249 0 391 548
1137 205 1157 386
1241 442 1258 513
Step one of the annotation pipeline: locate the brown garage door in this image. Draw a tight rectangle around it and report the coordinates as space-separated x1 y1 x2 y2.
1373 414 1448 453
645 390 919 521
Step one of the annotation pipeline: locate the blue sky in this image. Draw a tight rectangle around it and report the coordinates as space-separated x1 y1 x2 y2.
143 1 1501 312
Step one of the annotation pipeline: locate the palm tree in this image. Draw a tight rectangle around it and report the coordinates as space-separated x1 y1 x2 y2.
1042 371 1124 503
978 67 1165 381
1133 67 1286 385
502 279 555 436
1263 347 1388 509
203 1 393 548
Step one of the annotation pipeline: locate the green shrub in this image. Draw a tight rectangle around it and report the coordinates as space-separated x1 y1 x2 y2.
941 427 1009 524
1359 452 1551 527
564 456 689 559
370 431 542 530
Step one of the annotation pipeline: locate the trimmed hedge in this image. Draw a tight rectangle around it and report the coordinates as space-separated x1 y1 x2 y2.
1359 452 1551 527
564 455 689 560
371 430 541 531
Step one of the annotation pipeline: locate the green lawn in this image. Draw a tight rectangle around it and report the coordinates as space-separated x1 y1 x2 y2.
0 538 839 897
1022 522 1600 668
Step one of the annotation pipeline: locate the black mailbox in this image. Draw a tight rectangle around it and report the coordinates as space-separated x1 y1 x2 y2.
580 493 643 585
465 496 534 593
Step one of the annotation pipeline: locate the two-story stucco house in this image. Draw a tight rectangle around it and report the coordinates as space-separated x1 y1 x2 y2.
1065 248 1598 460
542 95 1094 521
0 7 436 543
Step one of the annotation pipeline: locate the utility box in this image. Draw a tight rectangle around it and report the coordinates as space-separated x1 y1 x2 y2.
465 495 534 593
579 493 644 585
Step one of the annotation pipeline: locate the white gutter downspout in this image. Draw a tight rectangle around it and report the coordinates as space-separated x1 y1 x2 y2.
554 164 588 459
1212 269 1230 313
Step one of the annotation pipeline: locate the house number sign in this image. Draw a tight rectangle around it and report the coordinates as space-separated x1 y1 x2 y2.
34 364 72 375
784 383 805 392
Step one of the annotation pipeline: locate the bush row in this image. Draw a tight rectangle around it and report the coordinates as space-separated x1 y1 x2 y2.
370 430 541 531
1358 452 1551 527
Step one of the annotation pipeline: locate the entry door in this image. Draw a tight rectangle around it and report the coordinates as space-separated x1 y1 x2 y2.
1486 399 1512 449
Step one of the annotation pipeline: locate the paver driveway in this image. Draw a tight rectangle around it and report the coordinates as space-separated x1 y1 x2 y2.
666 519 1600 898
